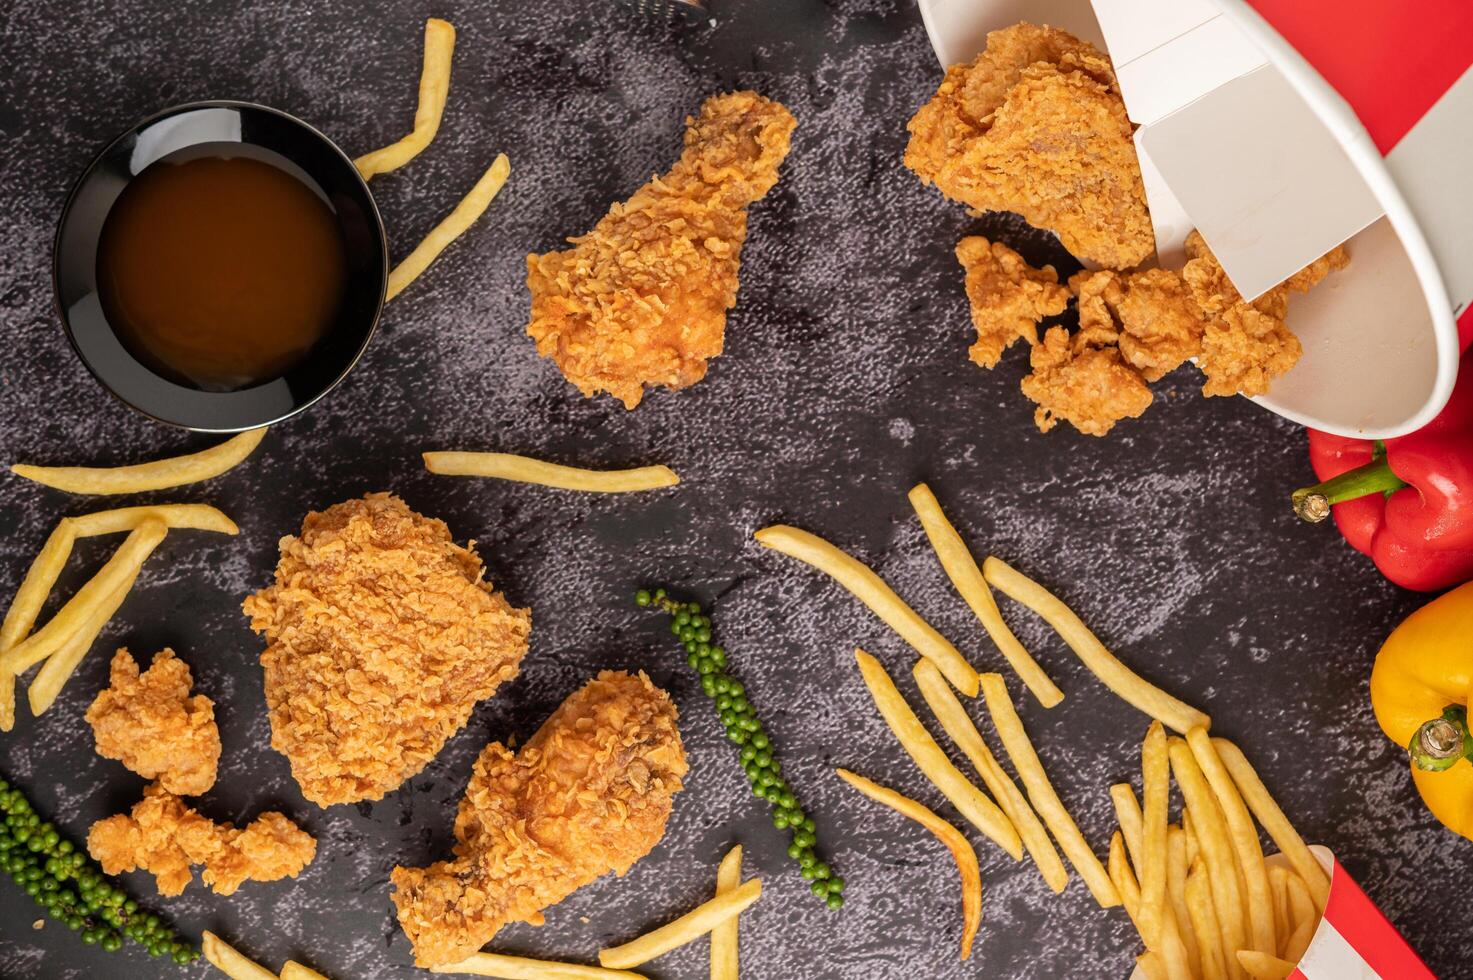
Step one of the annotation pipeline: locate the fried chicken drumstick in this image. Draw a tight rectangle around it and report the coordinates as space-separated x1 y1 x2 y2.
391 670 687 967
526 90 797 408
243 493 532 807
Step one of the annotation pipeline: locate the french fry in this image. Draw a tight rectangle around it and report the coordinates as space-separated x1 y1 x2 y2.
1212 738 1330 913
1185 860 1229 980
0 520 166 675
385 153 510 302
1183 810 1200 867
854 651 1020 858
1282 915 1316 965
981 557 1210 734
27 566 138 716
68 503 239 537
1109 829 1193 980
836 768 982 960
913 659 1066 891
12 428 266 495
1141 721 1171 951
1110 783 1144 867
201 931 278 980
598 879 761 970
1268 866 1291 957
1170 740 1248 980
430 953 647 979
1284 873 1315 939
1109 831 1143 926
1168 826 1201 975
354 18 456 179
1188 728 1275 957
977 672 1120 907
423 452 678 493
710 845 742 980
1235 950 1297 980
281 963 332 980
907 484 1062 707
0 522 78 654
755 526 980 695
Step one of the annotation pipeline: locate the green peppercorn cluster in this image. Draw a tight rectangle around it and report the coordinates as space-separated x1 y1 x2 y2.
0 777 199 964
636 587 845 909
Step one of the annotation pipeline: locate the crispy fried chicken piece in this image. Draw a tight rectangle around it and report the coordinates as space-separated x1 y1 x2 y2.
526 91 797 409
956 236 1070 368
390 670 687 967
1285 243 1351 293
242 493 532 807
84 648 220 796
1021 325 1153 436
1070 268 1205 383
86 783 315 897
905 23 1153 270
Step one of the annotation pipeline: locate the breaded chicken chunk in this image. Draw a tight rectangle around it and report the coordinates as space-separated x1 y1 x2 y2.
87 783 315 897
391 671 687 967
905 24 1153 270
1021 325 1153 436
242 493 532 807
526 91 797 408
85 648 220 796
956 236 1070 368
1070 268 1205 383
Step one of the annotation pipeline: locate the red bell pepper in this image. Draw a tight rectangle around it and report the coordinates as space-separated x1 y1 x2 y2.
1294 352 1473 591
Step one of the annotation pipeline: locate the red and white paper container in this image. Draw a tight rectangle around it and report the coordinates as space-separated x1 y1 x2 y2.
1123 846 1434 980
916 0 1473 439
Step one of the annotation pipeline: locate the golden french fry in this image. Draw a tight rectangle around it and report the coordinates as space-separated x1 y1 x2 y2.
0 521 166 675
1168 827 1201 975
1212 738 1330 913
1110 783 1144 868
710 845 742 980
854 651 1020 858
1183 809 1200 867
907 484 1062 707
1236 950 1297 980
386 153 510 302
1170 741 1248 980
1109 830 1193 980
913 659 1066 891
1109 831 1143 924
201 931 278 980
68 503 239 537
1282 915 1316 965
836 768 982 960
977 672 1119 907
1185 861 1229 980
755 526 980 695
0 522 78 653
1284 873 1315 938
981 557 1209 733
26 565 138 717
1141 721 1170 950
355 18 456 180
1188 728 1275 957
1268 866 1291 957
430 953 647 979
281 963 332 980
423 452 678 493
598 879 761 970
12 428 266 495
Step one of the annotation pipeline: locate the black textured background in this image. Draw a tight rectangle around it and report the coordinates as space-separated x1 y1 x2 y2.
0 1 1464 978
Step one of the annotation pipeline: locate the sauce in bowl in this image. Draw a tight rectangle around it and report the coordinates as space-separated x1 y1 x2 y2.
95 143 348 392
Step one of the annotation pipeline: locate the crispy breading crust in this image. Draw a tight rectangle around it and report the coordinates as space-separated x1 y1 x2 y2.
956 236 1070 368
526 90 797 408
905 23 1153 270
85 648 220 796
390 670 687 967
242 493 532 807
1021 324 1153 436
86 783 315 897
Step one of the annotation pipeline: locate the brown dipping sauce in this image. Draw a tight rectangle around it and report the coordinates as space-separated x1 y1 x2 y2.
96 144 348 391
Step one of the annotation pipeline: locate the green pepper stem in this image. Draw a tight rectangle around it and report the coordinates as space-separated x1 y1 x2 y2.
1409 706 1473 772
1292 456 1408 524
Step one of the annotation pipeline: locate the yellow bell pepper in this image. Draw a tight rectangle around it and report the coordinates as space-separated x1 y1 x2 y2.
1370 580 1473 841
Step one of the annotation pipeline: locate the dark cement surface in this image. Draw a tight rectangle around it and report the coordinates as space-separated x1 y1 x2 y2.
0 1 1465 978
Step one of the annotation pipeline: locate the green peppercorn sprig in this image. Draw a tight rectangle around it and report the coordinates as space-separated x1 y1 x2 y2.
636 587 845 909
0 776 200 964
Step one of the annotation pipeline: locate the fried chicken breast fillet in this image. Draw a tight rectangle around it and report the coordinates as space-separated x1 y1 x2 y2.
87 783 315 897
956 236 1070 368
390 670 687 967
526 90 797 408
242 493 532 807
85 648 220 796
905 23 1153 270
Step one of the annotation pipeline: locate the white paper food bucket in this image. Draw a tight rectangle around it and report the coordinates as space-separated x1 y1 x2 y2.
915 0 1473 439
1122 846 1433 980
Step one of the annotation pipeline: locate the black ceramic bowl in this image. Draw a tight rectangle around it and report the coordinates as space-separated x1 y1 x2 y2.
53 101 386 432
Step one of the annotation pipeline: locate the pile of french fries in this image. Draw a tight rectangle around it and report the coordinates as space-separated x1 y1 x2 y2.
760 482 1326 978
